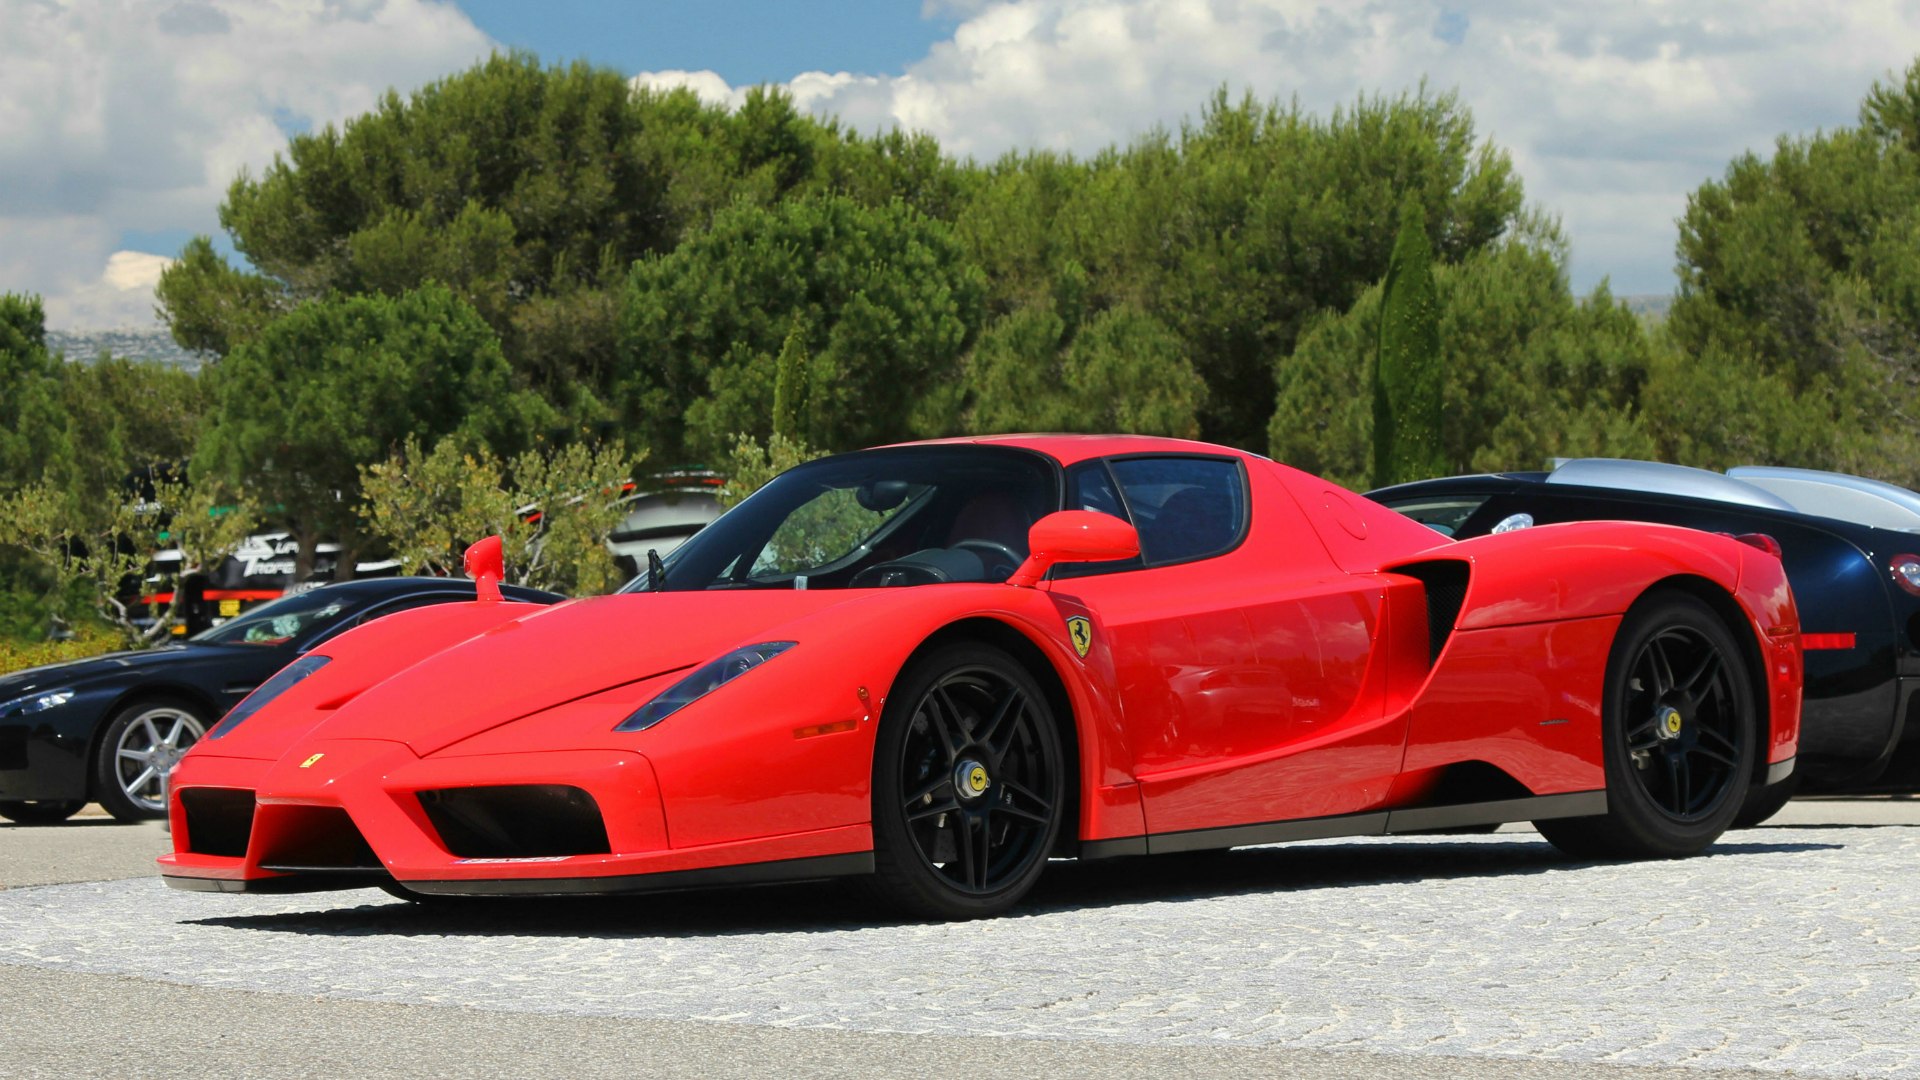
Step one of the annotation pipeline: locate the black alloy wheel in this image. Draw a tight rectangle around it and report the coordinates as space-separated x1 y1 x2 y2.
867 643 1065 919
0 799 87 825
1537 591 1756 859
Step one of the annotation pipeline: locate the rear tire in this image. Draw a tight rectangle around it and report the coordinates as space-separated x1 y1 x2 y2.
1536 592 1755 859
1732 771 1799 828
0 799 85 825
865 643 1065 920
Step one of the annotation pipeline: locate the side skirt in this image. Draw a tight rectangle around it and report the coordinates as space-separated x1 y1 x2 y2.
1079 790 1607 860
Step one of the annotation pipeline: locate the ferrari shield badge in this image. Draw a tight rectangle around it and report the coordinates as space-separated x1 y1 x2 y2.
299 753 325 769
1066 616 1093 659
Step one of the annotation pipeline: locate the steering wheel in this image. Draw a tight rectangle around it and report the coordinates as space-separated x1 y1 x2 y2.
952 539 1024 580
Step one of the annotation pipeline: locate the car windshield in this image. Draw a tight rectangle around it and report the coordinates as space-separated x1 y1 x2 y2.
190 590 360 647
624 446 1059 591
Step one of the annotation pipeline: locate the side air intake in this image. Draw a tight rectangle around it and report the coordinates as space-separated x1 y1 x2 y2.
418 785 611 859
1392 560 1471 664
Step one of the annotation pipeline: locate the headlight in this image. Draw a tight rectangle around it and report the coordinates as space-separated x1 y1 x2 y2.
0 688 76 719
614 642 795 732
208 655 331 739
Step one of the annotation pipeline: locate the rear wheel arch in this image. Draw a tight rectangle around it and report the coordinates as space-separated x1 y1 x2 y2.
1637 574 1774 796
899 618 1083 854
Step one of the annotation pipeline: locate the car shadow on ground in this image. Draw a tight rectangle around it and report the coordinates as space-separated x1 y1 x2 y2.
0 818 138 829
184 834 1841 940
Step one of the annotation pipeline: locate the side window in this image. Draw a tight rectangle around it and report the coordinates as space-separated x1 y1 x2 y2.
1053 462 1144 579
1109 456 1247 566
1379 495 1490 537
1066 461 1130 522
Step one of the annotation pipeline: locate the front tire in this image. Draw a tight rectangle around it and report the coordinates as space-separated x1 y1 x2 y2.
94 698 210 823
0 799 85 824
1536 592 1756 859
866 643 1065 919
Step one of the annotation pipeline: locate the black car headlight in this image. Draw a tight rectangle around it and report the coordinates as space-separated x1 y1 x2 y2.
614 642 795 732
0 687 75 720
208 655 331 739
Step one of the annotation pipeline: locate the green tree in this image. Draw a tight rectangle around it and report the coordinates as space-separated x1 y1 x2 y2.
0 474 256 648
1274 230 1657 489
154 55 961 427
1 294 215 642
954 87 1528 451
49 356 206 503
1371 202 1445 487
618 194 984 459
359 435 645 596
964 304 1205 437
1662 58 1920 482
715 432 825 510
0 293 68 494
196 284 552 576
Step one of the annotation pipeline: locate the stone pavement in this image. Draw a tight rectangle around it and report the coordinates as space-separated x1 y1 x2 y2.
2 823 1916 1077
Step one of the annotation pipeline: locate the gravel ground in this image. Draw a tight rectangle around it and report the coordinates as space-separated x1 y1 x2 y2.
2 805 1918 1077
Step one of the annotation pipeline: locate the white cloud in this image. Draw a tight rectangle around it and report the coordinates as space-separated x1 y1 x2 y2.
48 250 176 330
0 0 494 330
634 69 743 108
645 0 1920 294
18 0 1920 330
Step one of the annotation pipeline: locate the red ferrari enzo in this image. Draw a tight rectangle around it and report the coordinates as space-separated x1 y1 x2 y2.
160 436 1802 918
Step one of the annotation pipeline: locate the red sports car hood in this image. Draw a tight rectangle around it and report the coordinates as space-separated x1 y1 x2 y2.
309 590 878 756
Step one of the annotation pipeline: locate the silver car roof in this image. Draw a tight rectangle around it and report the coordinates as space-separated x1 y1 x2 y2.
1727 466 1920 532
1545 459 1797 511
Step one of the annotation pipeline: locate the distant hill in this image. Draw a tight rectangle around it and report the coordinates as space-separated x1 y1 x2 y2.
1620 294 1673 320
47 328 206 372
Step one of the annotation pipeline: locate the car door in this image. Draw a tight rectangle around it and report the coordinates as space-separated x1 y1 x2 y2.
1049 455 1401 839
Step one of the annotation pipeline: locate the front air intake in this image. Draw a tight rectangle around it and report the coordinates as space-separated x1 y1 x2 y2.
1392 560 1471 665
255 806 382 872
180 788 255 858
418 785 611 859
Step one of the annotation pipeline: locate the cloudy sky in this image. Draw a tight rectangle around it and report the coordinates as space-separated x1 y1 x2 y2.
6 0 1920 332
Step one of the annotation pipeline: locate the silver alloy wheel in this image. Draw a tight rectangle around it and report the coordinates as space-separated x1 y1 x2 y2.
113 706 206 814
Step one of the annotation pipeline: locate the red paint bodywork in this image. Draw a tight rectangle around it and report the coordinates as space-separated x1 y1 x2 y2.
160 436 1802 894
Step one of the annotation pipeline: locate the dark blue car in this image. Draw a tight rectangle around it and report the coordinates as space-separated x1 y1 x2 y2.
0 578 561 824
1371 460 1920 823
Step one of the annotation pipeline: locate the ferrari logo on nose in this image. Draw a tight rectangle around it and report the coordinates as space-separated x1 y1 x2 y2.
1066 616 1093 659
299 753 325 769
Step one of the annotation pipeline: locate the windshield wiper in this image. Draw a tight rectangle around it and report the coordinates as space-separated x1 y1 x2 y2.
647 548 666 591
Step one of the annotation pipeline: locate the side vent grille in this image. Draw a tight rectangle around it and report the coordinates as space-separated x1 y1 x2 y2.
1394 560 1471 664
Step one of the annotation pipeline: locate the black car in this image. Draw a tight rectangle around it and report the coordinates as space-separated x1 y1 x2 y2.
1370 460 1920 818
0 578 562 824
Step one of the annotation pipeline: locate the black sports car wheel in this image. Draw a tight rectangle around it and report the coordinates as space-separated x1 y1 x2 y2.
1537 592 1755 859
0 799 86 825
94 698 209 823
867 644 1065 919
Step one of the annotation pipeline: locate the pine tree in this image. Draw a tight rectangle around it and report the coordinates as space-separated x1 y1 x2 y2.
1371 201 1445 487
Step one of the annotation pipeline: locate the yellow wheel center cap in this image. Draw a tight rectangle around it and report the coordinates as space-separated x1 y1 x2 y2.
1658 705 1684 740
957 760 990 798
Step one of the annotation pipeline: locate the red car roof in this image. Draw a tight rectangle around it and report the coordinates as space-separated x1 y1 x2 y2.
889 433 1257 467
